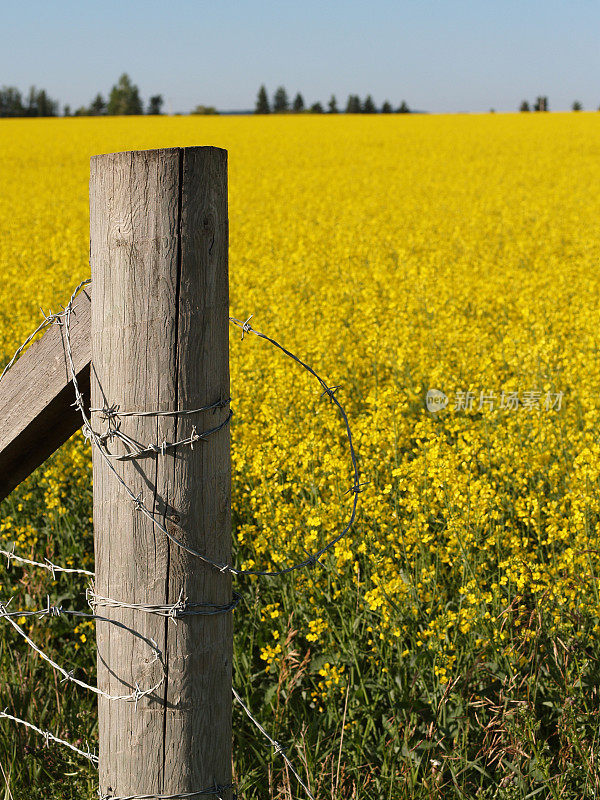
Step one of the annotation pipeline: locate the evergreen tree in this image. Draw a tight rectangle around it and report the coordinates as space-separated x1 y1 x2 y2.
273 86 289 112
24 86 58 116
147 95 164 115
520 100 530 112
107 74 143 115
362 95 377 113
397 100 410 113
292 92 305 112
255 84 270 114
381 100 392 113
0 86 24 117
328 94 338 113
63 104 71 116
572 100 583 111
345 94 361 113
89 93 106 115
310 101 324 113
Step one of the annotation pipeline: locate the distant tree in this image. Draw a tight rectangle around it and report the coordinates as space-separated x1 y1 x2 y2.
24 86 58 117
147 94 164 115
397 100 410 113
345 94 361 113
362 95 377 113
63 104 71 116
292 92 305 112
381 100 392 113
73 106 89 116
310 101 324 113
533 96 548 112
0 86 24 117
255 84 270 114
572 100 583 111
107 74 143 115
191 104 218 115
89 93 106 116
273 86 289 112
328 94 338 113
489 108 496 113
520 100 530 112
25 86 37 116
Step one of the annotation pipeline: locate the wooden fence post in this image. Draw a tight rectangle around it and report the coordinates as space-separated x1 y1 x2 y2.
89 148 231 798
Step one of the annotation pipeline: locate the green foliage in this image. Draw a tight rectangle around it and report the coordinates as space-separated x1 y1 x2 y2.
572 101 583 112
273 86 289 113
397 100 410 113
88 94 106 116
309 101 324 114
520 100 530 112
381 101 392 114
328 95 338 113
255 85 270 114
293 93 305 113
106 74 143 116
345 94 361 113
362 95 377 114
5 438 600 798
147 95 163 115
0 86 58 117
191 104 218 115
533 96 549 112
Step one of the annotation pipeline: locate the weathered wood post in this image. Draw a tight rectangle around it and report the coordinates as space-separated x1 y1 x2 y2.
90 148 232 798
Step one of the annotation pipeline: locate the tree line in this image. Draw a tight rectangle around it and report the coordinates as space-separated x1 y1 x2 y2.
519 97 590 112
255 85 410 114
0 79 593 118
0 74 163 117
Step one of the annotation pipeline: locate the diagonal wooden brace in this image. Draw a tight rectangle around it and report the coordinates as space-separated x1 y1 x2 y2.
0 287 91 503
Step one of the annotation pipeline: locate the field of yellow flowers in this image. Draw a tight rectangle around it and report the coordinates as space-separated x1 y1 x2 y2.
1 112 600 799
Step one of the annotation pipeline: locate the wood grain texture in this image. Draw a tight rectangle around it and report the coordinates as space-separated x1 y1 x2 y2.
90 147 231 798
0 287 91 503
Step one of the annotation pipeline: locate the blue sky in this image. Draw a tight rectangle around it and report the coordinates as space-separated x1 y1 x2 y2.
1 0 598 113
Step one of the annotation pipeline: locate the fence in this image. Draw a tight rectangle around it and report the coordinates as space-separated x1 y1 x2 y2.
0 147 362 799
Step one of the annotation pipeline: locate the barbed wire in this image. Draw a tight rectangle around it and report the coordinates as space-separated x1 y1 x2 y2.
87 587 241 623
0 546 94 578
98 410 233 461
232 688 314 800
0 709 98 764
0 598 165 704
99 786 233 800
0 275 363 799
0 305 71 383
60 281 362 580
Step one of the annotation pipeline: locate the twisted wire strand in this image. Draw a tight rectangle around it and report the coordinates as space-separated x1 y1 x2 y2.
61 280 363 580
0 277 356 800
0 710 98 764
88 587 241 622
100 410 233 461
0 599 165 704
99 787 232 800
0 292 83 383
0 547 94 578
233 688 314 800
90 397 230 419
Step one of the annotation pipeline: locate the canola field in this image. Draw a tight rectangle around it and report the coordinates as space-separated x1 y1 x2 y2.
1 113 600 799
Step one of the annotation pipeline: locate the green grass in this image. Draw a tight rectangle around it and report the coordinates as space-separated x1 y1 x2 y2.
2 435 600 800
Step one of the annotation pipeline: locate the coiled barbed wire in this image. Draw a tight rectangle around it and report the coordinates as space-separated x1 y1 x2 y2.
0 276 363 799
60 281 363 579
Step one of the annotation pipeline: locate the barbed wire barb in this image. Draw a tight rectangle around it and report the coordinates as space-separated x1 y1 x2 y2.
0 709 98 764
1 277 362 798
233 688 314 800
